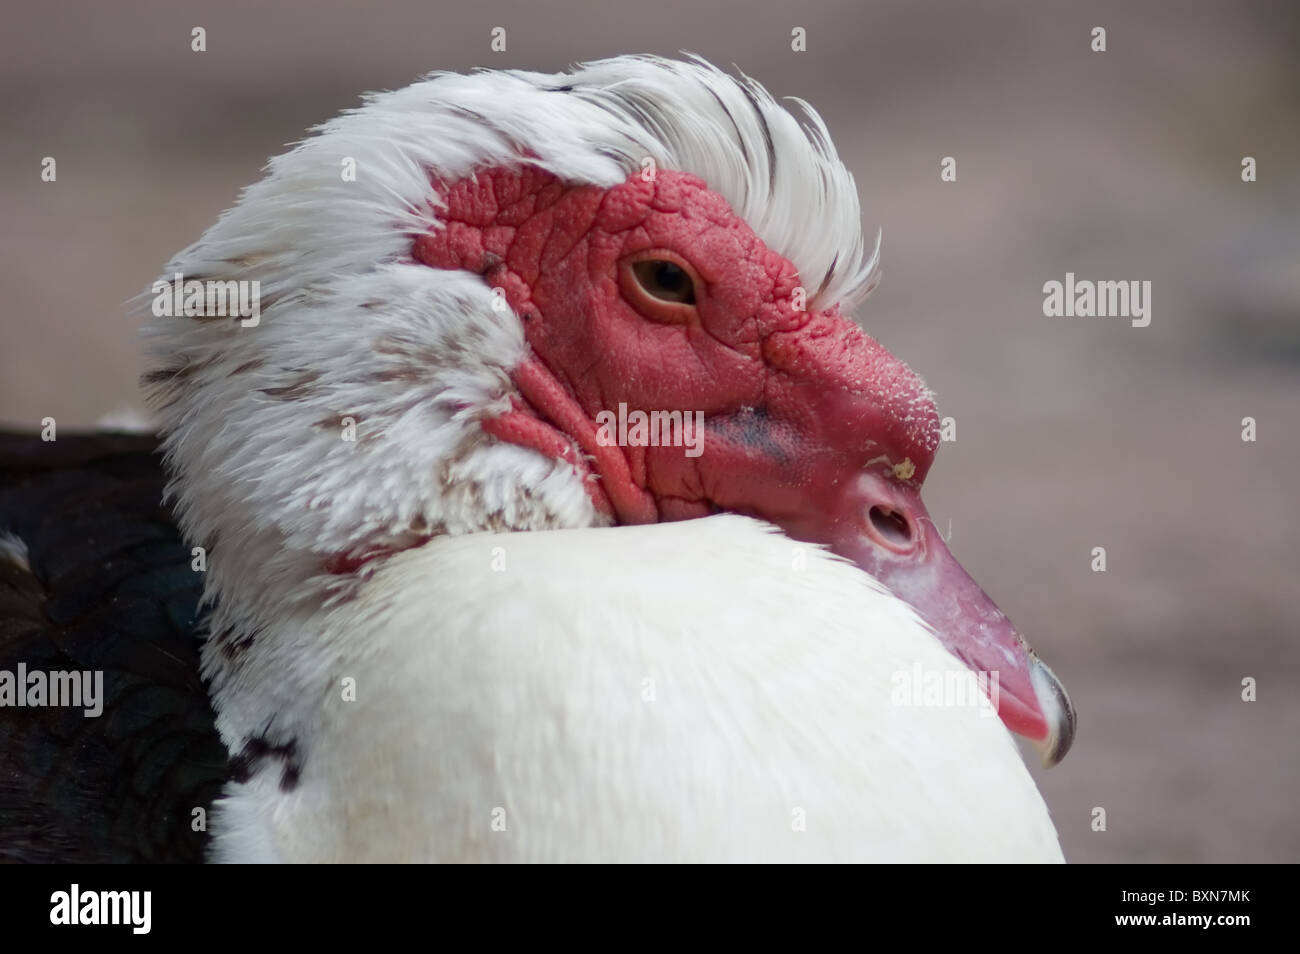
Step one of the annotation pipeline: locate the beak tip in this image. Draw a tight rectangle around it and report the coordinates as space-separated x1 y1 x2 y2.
1030 655 1076 768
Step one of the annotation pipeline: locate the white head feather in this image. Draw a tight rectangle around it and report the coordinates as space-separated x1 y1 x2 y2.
140 54 879 689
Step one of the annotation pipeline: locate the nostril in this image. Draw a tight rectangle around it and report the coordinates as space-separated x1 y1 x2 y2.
868 506 913 547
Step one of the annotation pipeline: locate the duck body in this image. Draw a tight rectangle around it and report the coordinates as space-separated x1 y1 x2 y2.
210 516 1062 863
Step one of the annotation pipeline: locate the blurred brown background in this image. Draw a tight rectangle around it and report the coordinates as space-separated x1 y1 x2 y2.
2 0 1297 862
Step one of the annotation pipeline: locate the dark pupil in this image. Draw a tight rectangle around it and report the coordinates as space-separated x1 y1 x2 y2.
633 259 695 304
654 262 686 293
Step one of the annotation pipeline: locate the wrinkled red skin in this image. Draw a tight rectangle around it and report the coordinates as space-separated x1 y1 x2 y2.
413 167 939 527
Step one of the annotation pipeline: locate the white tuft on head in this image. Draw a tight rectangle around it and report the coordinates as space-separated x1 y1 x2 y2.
546 55 879 311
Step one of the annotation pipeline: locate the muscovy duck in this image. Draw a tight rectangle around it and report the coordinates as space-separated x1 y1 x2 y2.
0 55 1074 862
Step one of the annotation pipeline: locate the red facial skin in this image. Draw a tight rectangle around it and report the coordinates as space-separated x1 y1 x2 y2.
414 166 1074 765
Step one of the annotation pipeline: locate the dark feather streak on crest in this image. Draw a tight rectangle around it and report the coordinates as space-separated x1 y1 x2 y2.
817 251 840 300
736 79 778 193
701 82 751 170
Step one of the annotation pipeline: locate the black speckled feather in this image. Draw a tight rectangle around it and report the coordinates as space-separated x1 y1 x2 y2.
0 431 228 863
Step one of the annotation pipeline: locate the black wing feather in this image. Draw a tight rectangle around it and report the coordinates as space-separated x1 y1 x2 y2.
0 432 228 863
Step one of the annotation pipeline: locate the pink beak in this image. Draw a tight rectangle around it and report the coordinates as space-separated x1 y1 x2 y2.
745 314 1077 766
815 470 1076 766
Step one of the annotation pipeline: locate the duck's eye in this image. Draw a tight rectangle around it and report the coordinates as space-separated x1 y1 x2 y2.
630 260 696 304
618 252 702 324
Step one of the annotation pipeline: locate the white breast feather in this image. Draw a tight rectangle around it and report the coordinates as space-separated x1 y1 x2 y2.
210 516 1062 863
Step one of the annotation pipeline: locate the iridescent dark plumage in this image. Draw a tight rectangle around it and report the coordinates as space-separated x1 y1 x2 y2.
0 432 227 862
